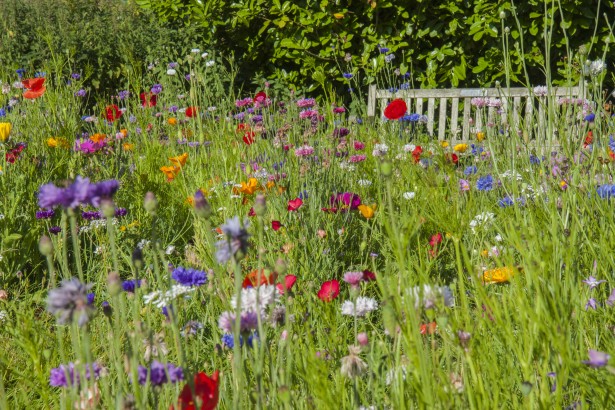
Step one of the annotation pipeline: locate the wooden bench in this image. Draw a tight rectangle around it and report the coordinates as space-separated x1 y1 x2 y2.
367 85 586 142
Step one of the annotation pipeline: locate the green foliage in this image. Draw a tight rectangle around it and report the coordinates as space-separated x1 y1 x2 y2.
0 0 208 94
135 0 615 92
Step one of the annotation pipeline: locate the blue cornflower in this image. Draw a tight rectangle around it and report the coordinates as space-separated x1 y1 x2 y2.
342 73 353 79
476 175 494 191
299 190 309 200
584 113 596 122
471 145 484 156
16 68 26 79
596 185 615 199
464 166 477 175
608 136 615 152
498 196 514 207
35 72 46 78
86 292 95 305
385 54 396 63
0 108 6 117
171 266 207 287
401 113 421 122
388 87 399 93
379 47 389 53
529 155 541 165
71 73 81 80
122 279 142 293
400 82 410 90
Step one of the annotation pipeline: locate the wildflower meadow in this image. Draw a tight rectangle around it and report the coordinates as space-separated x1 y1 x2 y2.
1 2 615 409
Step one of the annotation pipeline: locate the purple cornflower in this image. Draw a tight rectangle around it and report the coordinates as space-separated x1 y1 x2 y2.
49 226 61 235
36 209 55 219
464 166 477 175
582 276 606 289
117 90 129 100
476 175 494 191
171 266 208 287
38 177 119 209
582 349 610 368
333 127 350 137
71 73 81 80
459 179 470 192
47 278 95 326
86 292 95 305
49 362 101 387
137 361 183 386
215 216 250 264
296 98 316 108
122 279 141 293
74 89 86 97
343 271 364 289
585 298 598 310
498 196 514 208
168 62 178 69
218 311 258 334
607 288 615 307
150 84 163 95
115 208 127 217
82 211 102 220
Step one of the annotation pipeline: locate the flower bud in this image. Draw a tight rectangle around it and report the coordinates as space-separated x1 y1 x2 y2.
193 190 211 218
143 192 157 215
39 235 53 256
254 194 266 217
132 247 144 270
101 199 115 218
380 161 392 177
102 301 113 317
357 332 369 346
107 272 121 296
499 10 506 19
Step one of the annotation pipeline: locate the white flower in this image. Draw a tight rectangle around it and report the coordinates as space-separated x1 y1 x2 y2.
143 285 195 308
403 192 416 200
231 285 278 314
469 212 495 233
403 144 416 152
589 59 606 76
205 60 215 67
357 179 372 187
201 52 209 58
500 170 523 181
208 106 217 111
494 234 503 242
191 48 201 54
0 214 4 220
137 239 151 249
165 245 175 255
385 365 408 386
341 297 378 317
533 86 548 97
407 285 455 310
167 69 177 75
339 161 356 171
372 143 389 157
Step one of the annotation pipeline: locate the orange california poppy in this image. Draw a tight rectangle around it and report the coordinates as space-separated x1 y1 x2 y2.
238 178 260 196
169 153 188 167
242 269 277 288
482 266 516 284
22 78 46 99
160 165 180 181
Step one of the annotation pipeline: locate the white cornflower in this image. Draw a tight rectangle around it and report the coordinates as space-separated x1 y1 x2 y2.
205 60 215 67
137 239 151 249
372 143 389 157
143 285 195 308
231 285 278 314
166 69 177 76
403 144 416 152
589 59 606 76
357 179 372 187
165 245 175 255
403 192 416 200
339 161 356 171
533 86 548 97
407 285 455 310
469 212 495 233
0 310 7 322
201 52 209 58
500 170 523 181
191 48 201 54
341 297 378 317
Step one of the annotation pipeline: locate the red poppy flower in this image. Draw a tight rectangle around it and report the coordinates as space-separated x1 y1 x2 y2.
317 280 340 302
429 233 443 247
105 104 122 122
420 322 437 335
271 220 282 231
140 92 157 107
248 208 256 217
186 106 198 118
243 132 256 145
362 270 376 282
412 145 423 163
383 98 407 120
321 207 339 213
584 131 593 147
236 123 249 132
287 198 303 211
276 274 297 294
22 78 46 99
449 153 459 165
254 91 267 102
242 269 277 288
173 370 219 410
5 152 17 163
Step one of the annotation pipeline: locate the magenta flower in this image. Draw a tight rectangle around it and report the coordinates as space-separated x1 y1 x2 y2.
330 192 361 211
582 349 610 368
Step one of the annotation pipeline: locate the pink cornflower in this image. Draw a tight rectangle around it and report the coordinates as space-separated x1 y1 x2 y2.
343 271 364 288
349 155 366 163
299 109 318 119
353 141 365 151
294 145 315 157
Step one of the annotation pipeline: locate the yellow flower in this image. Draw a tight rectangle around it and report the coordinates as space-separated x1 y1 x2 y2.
168 117 177 126
119 225 127 232
123 143 134 151
482 266 516 284
47 137 70 149
333 12 344 19
440 141 449 148
169 153 188 167
0 123 12 142
357 204 376 219
453 143 468 153
119 129 128 137
266 180 276 190
480 249 489 258
476 132 485 142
